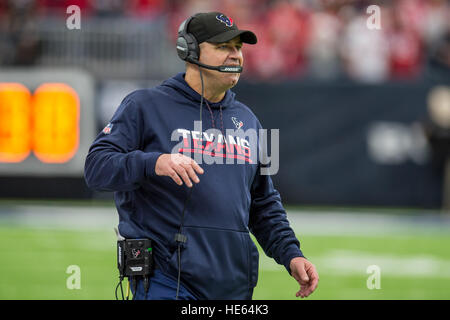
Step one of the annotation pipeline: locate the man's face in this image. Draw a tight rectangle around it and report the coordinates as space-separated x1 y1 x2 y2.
198 36 244 89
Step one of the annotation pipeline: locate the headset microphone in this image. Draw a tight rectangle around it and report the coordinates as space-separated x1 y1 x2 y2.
185 57 243 73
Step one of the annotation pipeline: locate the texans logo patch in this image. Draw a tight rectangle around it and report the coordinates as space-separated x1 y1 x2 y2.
216 14 234 27
231 117 243 129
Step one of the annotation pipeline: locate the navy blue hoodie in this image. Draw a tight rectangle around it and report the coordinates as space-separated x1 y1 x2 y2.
84 73 304 299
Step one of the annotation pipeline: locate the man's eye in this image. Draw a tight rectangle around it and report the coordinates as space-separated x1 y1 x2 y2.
217 45 242 50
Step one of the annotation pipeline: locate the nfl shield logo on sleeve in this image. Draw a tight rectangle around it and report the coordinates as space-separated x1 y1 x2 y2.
102 123 113 134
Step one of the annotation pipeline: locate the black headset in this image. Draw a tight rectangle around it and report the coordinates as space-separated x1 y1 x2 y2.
176 15 243 73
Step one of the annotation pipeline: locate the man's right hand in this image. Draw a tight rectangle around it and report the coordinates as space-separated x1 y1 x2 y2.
155 153 204 187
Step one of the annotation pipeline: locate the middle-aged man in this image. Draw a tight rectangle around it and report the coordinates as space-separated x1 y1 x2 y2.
84 11 319 300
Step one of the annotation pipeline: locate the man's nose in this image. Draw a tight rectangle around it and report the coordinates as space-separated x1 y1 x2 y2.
228 48 242 62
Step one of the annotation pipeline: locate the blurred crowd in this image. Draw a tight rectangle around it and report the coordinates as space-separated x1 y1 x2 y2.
171 0 449 82
0 0 449 82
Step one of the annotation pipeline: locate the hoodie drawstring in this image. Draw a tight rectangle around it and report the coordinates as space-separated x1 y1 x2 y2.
205 100 225 136
219 105 224 136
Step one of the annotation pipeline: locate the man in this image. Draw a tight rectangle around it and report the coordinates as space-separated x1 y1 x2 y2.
84 11 318 300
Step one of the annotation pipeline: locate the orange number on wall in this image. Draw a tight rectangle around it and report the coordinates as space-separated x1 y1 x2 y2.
0 83 32 163
32 83 80 163
0 83 79 163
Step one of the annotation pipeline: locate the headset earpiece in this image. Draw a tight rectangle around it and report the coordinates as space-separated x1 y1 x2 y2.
176 36 189 60
176 17 199 61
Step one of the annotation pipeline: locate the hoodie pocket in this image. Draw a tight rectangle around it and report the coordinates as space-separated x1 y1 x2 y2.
166 226 258 299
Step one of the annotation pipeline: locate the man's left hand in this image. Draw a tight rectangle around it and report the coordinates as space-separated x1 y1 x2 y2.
289 257 319 298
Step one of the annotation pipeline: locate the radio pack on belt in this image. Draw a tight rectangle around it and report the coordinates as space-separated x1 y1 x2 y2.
115 228 154 300
117 239 153 278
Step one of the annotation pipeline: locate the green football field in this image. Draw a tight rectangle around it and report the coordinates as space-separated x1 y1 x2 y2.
0 202 449 300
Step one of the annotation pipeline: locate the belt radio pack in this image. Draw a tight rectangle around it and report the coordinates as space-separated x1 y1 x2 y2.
115 231 154 300
117 239 153 278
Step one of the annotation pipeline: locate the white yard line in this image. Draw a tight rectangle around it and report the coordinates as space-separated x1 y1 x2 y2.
287 210 450 236
259 249 450 278
0 204 449 236
0 204 118 230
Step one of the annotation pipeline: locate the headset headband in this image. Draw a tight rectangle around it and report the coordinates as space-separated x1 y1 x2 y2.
178 16 193 38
